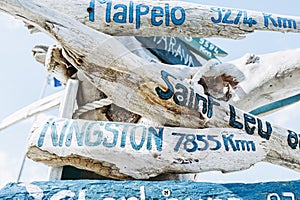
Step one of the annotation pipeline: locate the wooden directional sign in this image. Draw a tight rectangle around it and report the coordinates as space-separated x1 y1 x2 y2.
135 36 203 67
3 0 300 181
2 0 298 178
27 116 300 180
3 0 300 39
1 179 300 199
179 37 228 60
2 0 300 113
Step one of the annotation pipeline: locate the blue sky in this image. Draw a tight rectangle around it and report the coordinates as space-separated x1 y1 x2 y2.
0 0 300 187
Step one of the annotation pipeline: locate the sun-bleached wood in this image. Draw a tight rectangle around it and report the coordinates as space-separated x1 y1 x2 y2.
27 116 300 179
1 0 300 180
9 0 300 39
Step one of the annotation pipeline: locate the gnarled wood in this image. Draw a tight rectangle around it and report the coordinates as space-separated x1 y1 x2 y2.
2 0 300 180
26 116 300 179
9 0 300 39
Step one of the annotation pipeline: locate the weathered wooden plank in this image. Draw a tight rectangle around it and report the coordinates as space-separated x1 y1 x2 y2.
2 0 300 178
27 116 300 179
190 50 300 113
179 37 228 60
2 0 300 140
2 0 300 118
1 1 299 174
1 179 300 199
135 36 203 67
14 0 300 39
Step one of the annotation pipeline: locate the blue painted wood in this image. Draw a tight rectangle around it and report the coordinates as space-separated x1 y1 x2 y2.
135 36 202 67
1 180 300 199
179 37 228 60
250 93 300 115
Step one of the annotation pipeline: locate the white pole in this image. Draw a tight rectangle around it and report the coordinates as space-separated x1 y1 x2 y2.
47 79 79 180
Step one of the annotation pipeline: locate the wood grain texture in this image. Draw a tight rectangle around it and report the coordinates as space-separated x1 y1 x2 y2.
1 0 300 175
17 0 300 39
2 0 300 180
27 116 300 179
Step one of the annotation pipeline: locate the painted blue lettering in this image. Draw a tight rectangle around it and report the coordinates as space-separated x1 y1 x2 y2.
187 88 194 108
222 9 233 24
196 135 209 151
222 134 237 151
211 7 222 23
287 130 298 149
234 11 242 24
59 121 69 147
85 122 103 146
171 7 185 25
103 123 119 148
136 4 150 29
229 105 243 129
100 1 186 29
147 127 163 151
129 1 134 23
244 113 256 135
242 11 257 27
194 93 207 115
130 126 146 150
38 119 53 147
65 121 87 147
257 119 272 140
50 122 59 147
113 4 127 23
120 124 130 148
165 3 170 26
229 105 272 140
151 7 164 26
277 17 297 29
263 13 278 28
174 83 188 106
105 1 112 23
88 0 95 22
235 139 256 151
207 96 219 118
155 71 176 100
207 135 221 151
37 121 60 147
156 70 219 119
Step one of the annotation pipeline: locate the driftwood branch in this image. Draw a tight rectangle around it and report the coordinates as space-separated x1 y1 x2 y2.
6 0 300 39
27 116 300 179
35 43 300 116
2 0 300 114
2 0 300 179
192 50 300 112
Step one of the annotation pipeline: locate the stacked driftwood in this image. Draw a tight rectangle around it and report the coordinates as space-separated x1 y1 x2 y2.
1 0 300 181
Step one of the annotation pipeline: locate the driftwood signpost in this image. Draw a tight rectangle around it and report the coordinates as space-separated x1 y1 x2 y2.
1 180 300 199
1 0 300 198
